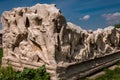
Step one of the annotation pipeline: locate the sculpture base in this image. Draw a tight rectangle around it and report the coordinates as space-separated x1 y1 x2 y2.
56 51 120 80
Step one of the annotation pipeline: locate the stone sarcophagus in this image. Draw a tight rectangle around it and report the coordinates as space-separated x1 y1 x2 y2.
1 4 120 80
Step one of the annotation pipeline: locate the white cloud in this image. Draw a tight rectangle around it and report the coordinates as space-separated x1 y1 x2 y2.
102 12 120 25
80 15 90 21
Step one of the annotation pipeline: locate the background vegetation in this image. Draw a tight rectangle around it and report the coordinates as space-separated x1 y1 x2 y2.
0 48 3 64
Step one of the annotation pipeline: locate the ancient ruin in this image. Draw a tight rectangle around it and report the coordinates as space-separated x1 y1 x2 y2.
1 4 120 80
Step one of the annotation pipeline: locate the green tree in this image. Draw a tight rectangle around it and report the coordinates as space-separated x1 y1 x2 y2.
115 24 120 28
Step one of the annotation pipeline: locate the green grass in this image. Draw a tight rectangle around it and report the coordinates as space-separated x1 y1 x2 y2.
85 67 120 80
94 68 120 80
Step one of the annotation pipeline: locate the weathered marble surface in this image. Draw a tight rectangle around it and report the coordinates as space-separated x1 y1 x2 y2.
1 4 120 80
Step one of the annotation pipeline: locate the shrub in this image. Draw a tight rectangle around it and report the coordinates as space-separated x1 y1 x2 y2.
0 48 3 64
0 65 50 80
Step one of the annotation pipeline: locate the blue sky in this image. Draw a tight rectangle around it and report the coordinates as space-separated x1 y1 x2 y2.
0 0 120 30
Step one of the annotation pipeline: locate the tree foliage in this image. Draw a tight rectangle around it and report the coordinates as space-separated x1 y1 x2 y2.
115 24 120 28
